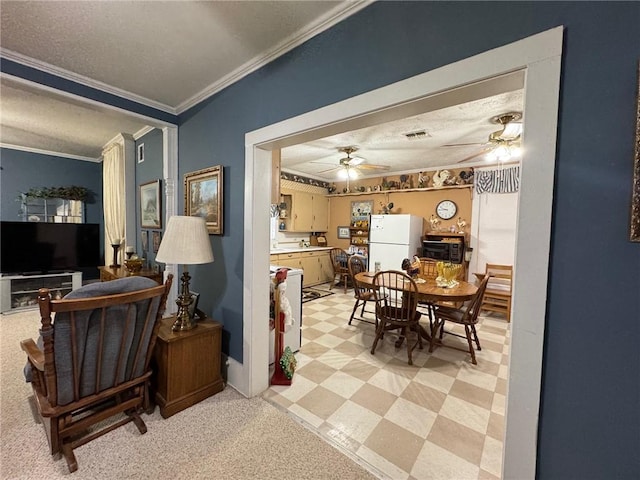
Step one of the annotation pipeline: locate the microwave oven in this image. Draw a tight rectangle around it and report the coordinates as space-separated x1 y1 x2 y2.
422 240 464 264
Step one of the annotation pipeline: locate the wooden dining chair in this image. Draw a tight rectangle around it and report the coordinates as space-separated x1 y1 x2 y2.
329 247 351 293
347 255 378 326
419 257 438 278
480 264 513 322
429 275 489 364
370 270 423 365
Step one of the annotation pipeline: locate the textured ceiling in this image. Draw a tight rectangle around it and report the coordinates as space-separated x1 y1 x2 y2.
0 1 523 171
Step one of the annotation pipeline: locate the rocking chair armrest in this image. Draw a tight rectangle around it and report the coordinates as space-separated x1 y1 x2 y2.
20 338 45 371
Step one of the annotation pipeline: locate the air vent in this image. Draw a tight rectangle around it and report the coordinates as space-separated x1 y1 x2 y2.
404 130 429 140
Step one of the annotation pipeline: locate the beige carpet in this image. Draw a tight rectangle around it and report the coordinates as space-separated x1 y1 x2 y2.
0 310 378 479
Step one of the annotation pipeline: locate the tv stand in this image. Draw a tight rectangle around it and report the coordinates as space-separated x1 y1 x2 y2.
0 271 82 314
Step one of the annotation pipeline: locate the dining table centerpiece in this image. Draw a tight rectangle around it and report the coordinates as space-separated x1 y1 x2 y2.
436 261 462 288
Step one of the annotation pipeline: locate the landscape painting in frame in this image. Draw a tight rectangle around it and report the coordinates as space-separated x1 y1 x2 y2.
185 166 223 235
140 180 162 229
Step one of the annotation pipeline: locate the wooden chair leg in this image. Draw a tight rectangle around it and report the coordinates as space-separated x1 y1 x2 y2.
348 299 361 325
471 324 481 350
429 319 442 353
370 322 385 355
62 443 78 473
464 325 477 365
343 274 348 294
360 300 367 317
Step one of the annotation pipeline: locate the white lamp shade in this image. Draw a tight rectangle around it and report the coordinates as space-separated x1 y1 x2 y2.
155 216 214 265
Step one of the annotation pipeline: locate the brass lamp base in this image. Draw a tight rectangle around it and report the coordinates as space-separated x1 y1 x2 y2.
171 270 196 332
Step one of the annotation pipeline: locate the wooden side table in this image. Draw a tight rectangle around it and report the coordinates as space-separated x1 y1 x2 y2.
98 265 163 284
151 316 225 418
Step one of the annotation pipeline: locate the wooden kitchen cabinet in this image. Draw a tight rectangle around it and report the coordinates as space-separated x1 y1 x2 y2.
152 317 225 418
281 190 329 232
318 251 333 283
300 252 321 286
311 194 329 231
270 250 332 287
274 252 301 270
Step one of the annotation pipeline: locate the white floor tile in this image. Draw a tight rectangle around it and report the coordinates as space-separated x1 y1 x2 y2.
327 400 383 443
438 395 490 435
384 397 438 439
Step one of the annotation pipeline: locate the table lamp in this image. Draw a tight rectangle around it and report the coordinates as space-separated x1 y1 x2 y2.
155 216 214 331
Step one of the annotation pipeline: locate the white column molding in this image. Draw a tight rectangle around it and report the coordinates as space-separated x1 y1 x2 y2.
162 126 179 311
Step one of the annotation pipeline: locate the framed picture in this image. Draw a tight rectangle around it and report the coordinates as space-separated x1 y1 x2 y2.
137 143 145 163
152 230 162 253
140 180 162 229
141 230 149 252
337 226 350 239
184 165 223 235
630 62 640 242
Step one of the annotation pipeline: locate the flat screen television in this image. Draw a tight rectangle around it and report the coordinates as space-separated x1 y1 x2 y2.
0 221 101 279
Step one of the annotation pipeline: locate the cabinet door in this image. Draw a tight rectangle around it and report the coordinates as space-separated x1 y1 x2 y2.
318 252 333 283
299 253 320 287
291 192 313 232
311 195 329 232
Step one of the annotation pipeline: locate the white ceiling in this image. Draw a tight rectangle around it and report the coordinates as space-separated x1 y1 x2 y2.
0 1 523 173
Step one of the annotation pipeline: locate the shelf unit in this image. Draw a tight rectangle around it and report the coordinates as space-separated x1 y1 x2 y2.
350 200 372 257
328 184 473 198
0 272 82 314
21 195 84 223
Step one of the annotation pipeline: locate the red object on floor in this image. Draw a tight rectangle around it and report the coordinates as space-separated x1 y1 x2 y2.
271 269 292 386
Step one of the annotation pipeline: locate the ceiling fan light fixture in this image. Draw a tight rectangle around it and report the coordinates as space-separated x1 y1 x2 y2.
488 145 511 162
501 122 523 139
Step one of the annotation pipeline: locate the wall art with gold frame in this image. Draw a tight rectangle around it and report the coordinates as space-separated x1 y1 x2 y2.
184 165 223 235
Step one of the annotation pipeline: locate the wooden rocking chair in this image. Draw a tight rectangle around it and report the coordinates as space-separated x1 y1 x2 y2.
20 275 172 472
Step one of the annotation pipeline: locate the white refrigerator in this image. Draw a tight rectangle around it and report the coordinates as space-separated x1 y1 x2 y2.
368 214 424 272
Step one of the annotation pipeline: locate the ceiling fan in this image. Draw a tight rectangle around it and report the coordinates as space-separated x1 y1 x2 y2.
316 146 390 178
443 112 523 164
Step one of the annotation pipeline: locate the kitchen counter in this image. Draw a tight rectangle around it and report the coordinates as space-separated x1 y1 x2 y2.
270 246 333 254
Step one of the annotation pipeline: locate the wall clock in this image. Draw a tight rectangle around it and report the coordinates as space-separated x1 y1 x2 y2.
436 200 457 220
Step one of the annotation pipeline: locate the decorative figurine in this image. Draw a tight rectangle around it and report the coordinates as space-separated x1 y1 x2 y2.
456 217 467 233
429 214 441 231
432 169 451 187
418 171 428 188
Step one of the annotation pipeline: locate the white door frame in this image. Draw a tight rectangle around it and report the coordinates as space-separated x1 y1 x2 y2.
240 27 563 479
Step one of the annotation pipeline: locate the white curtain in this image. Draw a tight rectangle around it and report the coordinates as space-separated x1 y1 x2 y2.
103 143 125 265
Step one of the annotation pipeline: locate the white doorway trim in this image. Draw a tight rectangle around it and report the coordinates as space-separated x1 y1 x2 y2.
241 26 563 479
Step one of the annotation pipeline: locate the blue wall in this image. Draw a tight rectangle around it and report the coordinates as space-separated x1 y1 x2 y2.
1 1 639 477
135 129 164 266
177 2 639 479
0 148 103 223
0 148 104 278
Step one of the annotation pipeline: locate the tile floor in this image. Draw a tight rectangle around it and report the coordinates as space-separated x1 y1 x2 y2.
263 283 510 480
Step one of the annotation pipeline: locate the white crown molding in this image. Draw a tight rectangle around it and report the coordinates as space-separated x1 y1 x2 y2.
0 143 101 162
0 47 177 115
133 125 155 140
175 0 373 113
1 73 176 129
0 1 370 117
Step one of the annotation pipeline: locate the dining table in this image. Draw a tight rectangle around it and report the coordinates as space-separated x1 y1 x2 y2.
354 270 478 342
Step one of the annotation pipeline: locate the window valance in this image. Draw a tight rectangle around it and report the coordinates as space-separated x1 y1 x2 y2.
474 165 520 194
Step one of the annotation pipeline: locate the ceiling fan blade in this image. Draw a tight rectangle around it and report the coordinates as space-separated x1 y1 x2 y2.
442 142 486 147
457 149 490 163
356 164 390 171
316 165 341 174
